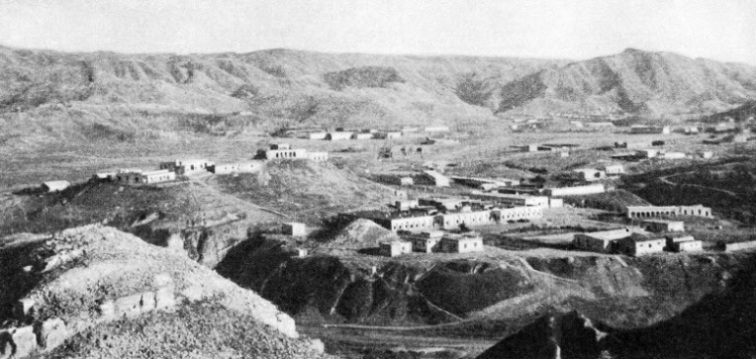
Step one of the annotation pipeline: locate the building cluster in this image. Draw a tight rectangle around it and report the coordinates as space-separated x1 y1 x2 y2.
379 231 484 257
374 170 451 187
81 143 329 187
306 125 450 141
351 196 544 231
573 220 703 256
259 143 329 162
630 125 671 135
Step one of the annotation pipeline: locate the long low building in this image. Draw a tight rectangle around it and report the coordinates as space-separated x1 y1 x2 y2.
116 169 176 185
468 191 550 208
342 205 543 233
211 161 264 175
543 184 606 197
626 205 712 219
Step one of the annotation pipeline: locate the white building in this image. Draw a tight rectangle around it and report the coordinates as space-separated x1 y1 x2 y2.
603 164 625 175
440 233 484 253
282 222 306 237
380 240 413 257
41 180 71 192
352 133 373 140
326 132 354 141
659 152 686 160
544 184 606 197
211 161 264 175
408 231 444 253
265 148 308 160
308 132 328 140
572 168 607 182
640 219 685 232
616 234 666 256
626 205 712 219
468 191 550 208
159 159 213 175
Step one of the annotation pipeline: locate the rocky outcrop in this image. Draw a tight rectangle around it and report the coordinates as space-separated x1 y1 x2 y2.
0 225 312 358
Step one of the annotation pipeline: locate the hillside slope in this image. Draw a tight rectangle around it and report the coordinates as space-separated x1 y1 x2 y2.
498 48 756 116
0 45 563 148
0 225 330 358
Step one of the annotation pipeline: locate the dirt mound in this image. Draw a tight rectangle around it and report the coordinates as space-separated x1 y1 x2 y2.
326 218 399 249
0 224 330 358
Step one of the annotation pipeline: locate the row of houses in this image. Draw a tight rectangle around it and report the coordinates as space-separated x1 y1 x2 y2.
379 231 484 257
341 203 543 233
573 228 702 256
307 125 450 141
89 144 328 187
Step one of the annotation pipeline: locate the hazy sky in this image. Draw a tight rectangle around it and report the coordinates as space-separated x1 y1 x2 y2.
0 0 754 64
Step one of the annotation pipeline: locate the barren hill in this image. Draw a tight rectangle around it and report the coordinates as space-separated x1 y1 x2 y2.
0 45 562 147
498 48 756 117
0 224 330 358
211 159 398 223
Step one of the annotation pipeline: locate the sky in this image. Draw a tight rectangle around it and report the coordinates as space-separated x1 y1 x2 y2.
0 0 754 64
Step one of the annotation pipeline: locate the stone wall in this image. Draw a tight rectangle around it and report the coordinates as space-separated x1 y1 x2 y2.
0 273 177 359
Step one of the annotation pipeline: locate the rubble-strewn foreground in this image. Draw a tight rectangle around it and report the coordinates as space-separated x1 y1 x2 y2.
0 224 331 359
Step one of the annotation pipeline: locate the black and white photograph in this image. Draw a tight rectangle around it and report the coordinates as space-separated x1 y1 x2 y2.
1 0 755 358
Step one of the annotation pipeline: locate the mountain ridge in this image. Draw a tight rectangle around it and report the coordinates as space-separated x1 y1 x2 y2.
1 45 755 149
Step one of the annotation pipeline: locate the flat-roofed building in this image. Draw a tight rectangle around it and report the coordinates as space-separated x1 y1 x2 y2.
673 240 703 252
495 206 543 222
407 231 444 253
282 222 306 237
352 133 373 140
616 234 666 256
603 164 625 175
440 232 484 253
544 184 606 197
664 234 698 251
211 161 264 175
572 168 607 182
660 152 686 160
326 132 354 141
380 240 413 257
438 210 496 230
160 159 213 175
140 169 176 184
341 211 437 233
573 228 632 253
626 205 712 219
265 148 308 160
41 180 71 192
308 132 328 140
270 143 291 150
396 199 420 211
468 191 550 208
640 219 685 233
